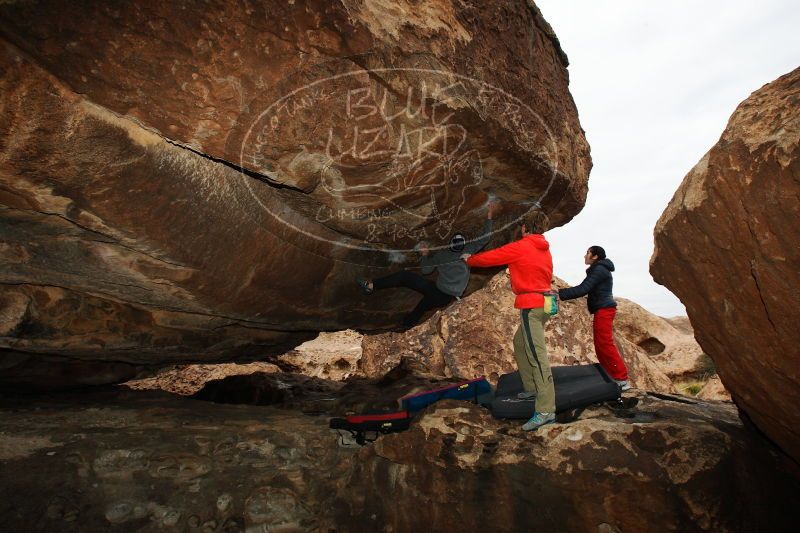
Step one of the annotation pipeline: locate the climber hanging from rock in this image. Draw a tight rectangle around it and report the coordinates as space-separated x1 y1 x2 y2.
356 202 496 329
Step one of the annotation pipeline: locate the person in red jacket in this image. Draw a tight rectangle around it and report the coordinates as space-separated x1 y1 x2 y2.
462 212 557 431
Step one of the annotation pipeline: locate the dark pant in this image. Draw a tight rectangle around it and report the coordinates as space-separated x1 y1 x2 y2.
372 271 455 328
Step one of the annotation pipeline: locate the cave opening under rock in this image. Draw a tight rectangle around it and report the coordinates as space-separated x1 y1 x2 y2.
637 336 667 356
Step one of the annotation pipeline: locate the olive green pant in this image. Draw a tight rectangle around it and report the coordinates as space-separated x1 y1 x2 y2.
512 307 555 413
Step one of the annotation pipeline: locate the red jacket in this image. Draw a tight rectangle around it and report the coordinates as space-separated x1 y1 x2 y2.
466 234 553 309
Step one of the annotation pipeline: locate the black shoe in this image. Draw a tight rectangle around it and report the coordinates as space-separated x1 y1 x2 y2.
356 278 373 295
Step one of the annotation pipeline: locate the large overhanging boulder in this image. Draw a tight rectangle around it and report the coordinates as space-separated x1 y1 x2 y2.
651 68 800 463
0 1 591 388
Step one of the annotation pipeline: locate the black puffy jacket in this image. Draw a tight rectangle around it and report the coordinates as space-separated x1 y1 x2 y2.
558 258 617 314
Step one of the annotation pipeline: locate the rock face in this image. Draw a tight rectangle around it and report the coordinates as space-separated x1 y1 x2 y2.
276 330 363 380
698 375 731 401
0 386 796 532
0 1 591 388
613 299 722 383
360 272 677 392
612 301 729 399
125 362 283 396
651 68 800 462
355 397 797 532
125 330 362 395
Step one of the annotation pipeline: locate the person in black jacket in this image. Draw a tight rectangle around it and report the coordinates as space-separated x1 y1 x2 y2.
558 246 630 391
357 204 495 328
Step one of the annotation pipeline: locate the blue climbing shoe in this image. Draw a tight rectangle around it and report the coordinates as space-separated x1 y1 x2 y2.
522 412 555 431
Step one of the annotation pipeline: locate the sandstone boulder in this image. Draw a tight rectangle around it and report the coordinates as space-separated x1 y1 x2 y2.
665 316 694 335
614 300 719 379
651 68 800 462
276 330 363 381
613 303 730 399
125 362 283 397
354 396 797 532
697 375 732 402
124 330 363 395
0 1 591 388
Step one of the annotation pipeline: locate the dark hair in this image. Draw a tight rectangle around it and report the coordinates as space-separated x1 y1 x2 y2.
519 210 550 235
588 245 606 260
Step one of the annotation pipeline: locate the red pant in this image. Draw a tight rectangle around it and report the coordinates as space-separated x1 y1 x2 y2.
593 307 629 381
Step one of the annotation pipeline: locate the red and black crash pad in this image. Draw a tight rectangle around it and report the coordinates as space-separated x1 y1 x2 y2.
329 411 411 445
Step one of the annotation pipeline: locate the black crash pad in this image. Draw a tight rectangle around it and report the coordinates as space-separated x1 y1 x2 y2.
490 363 620 419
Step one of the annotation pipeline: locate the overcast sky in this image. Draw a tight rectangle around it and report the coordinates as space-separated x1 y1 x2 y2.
535 0 800 317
